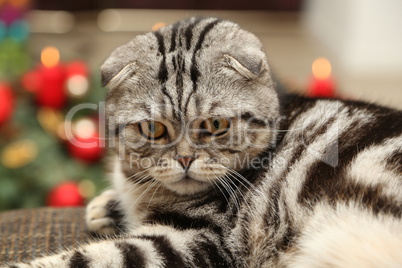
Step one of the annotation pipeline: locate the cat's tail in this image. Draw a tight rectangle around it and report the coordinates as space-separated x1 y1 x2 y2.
284 203 402 268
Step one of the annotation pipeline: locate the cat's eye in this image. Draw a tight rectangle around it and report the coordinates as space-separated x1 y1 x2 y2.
202 118 230 136
139 121 167 140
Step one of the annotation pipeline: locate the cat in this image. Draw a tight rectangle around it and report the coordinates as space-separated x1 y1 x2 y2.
4 17 402 268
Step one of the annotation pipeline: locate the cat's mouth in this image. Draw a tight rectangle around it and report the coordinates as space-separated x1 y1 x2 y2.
165 175 212 195
172 176 205 185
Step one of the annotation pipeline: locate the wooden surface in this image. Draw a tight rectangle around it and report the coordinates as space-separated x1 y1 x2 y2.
0 207 93 264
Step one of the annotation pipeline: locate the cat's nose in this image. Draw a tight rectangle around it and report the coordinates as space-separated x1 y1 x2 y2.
176 155 195 170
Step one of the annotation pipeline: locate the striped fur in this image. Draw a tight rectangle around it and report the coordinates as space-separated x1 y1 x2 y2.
4 18 402 268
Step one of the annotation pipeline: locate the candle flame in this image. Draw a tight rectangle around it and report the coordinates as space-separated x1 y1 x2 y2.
312 57 332 79
41 46 60 68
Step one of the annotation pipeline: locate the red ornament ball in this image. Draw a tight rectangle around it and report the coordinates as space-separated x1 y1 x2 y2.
0 83 14 125
66 61 88 77
67 132 103 163
47 182 84 207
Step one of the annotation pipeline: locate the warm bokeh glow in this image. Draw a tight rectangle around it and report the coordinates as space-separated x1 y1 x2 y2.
41 46 60 68
74 118 96 138
1 139 38 169
312 57 332 79
152 22 166 31
9 0 30 8
67 75 89 97
78 179 96 199
37 107 64 136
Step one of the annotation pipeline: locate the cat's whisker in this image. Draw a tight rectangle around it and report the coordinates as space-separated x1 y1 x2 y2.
125 176 153 199
120 178 159 229
126 170 156 189
123 174 154 204
95 170 153 222
208 168 243 211
225 175 255 213
214 180 231 206
224 174 249 212
217 174 241 211
209 171 231 205
226 168 264 196
146 181 163 210
98 177 149 227
126 168 149 178
226 168 253 188
225 172 251 193
130 179 159 207
125 168 152 181
222 170 257 212
114 175 152 227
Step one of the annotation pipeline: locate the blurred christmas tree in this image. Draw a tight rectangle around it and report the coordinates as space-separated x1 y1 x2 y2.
0 0 108 211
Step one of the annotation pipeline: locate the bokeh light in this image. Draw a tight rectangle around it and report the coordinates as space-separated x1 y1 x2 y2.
312 57 332 79
41 46 59 68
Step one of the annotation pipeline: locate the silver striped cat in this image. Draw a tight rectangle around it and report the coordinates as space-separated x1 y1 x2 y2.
4 17 402 268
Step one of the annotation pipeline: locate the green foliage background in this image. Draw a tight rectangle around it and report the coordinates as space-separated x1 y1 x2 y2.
0 73 109 211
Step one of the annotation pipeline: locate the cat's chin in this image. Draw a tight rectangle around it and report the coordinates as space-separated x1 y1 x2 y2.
163 176 212 196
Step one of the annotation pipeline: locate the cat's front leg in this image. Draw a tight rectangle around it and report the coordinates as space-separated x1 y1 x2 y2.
86 189 125 236
3 225 235 268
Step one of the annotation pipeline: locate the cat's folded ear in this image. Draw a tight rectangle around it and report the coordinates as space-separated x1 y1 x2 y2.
222 53 263 80
101 62 138 88
100 42 138 88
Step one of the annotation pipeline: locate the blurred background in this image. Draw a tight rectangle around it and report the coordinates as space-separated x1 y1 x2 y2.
0 0 401 211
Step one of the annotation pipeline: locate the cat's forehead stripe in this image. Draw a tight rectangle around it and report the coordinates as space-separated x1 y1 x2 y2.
154 30 177 117
184 18 202 50
149 18 226 121
169 22 179 53
184 18 221 116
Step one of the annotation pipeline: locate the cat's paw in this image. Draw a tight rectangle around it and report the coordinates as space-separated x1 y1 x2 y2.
86 189 124 236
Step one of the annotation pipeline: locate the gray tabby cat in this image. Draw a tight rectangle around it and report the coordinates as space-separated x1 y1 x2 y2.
4 17 402 268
